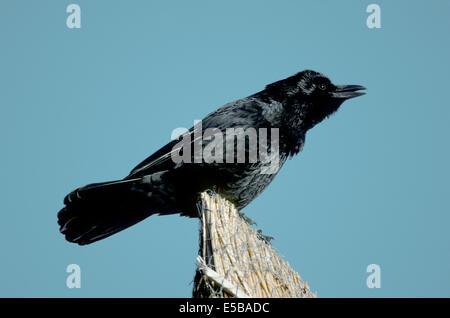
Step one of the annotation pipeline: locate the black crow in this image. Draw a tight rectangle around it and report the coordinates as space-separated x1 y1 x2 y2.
58 70 366 245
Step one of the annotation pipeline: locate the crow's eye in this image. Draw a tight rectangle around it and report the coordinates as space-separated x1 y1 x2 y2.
318 83 327 91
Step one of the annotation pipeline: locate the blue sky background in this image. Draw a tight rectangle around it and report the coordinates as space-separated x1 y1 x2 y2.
1 0 449 297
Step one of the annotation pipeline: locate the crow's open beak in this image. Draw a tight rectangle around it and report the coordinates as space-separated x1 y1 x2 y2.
332 85 366 99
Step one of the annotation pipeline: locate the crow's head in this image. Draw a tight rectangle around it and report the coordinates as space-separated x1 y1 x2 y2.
264 69 366 131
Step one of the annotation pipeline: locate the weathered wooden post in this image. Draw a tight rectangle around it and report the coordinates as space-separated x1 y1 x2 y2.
193 191 316 298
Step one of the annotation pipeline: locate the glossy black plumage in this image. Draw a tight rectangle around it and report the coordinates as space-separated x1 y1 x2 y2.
57 70 366 245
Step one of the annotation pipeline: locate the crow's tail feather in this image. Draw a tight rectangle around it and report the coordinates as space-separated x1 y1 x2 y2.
57 171 180 245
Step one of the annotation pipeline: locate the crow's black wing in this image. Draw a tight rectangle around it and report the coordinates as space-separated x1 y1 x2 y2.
126 97 263 179
126 137 183 178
